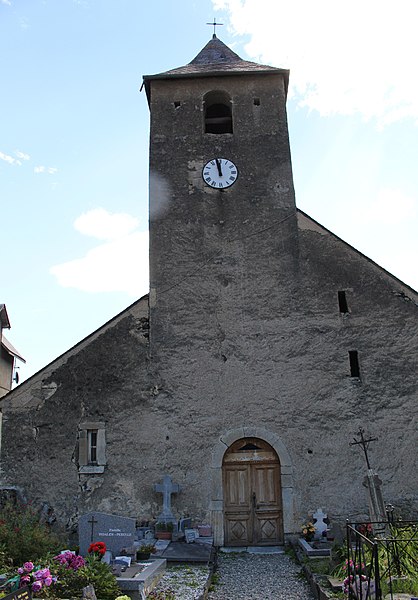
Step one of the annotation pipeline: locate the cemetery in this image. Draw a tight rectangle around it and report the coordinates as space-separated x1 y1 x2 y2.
0 462 416 600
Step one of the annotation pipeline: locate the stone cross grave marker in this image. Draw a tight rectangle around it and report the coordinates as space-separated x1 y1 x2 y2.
350 427 388 537
313 508 328 540
78 512 136 556
154 475 180 522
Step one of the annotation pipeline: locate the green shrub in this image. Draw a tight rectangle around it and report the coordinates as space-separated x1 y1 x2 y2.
0 502 64 566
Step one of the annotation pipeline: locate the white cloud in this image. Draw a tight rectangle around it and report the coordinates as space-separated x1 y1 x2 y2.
50 230 149 297
213 0 418 125
15 150 30 160
74 208 139 241
1 151 22 166
34 165 58 174
1 0 12 5
50 209 148 297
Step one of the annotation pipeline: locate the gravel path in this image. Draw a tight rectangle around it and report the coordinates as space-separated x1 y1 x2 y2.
207 551 315 600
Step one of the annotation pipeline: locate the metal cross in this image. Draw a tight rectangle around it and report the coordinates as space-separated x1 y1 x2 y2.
206 18 223 37
88 515 98 542
349 427 378 470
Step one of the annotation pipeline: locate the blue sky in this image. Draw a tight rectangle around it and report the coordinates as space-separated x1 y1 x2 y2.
1 0 417 383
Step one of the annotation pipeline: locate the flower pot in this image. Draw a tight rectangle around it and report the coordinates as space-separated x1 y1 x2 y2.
198 525 212 537
155 531 172 540
136 552 151 560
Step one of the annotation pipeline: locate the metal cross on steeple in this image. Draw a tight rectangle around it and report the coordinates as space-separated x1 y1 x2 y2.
349 427 378 470
206 17 223 37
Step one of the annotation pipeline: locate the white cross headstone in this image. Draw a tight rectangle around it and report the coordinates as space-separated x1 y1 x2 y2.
313 508 328 540
154 475 180 522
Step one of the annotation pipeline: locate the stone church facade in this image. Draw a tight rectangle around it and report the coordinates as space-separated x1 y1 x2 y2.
1 36 417 546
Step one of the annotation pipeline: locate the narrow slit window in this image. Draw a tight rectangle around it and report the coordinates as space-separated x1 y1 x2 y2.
253 98 260 106
174 101 181 108
338 290 349 313
349 351 360 378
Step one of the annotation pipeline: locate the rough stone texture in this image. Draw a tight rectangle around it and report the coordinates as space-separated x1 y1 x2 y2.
0 38 417 542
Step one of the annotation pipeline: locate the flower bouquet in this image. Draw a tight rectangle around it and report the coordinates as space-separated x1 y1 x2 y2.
301 522 316 542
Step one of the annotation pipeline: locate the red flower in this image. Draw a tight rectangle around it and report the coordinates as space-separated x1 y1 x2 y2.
88 541 106 556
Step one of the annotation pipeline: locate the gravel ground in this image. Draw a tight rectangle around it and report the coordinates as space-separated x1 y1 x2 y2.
149 563 210 599
207 551 315 600
151 551 314 600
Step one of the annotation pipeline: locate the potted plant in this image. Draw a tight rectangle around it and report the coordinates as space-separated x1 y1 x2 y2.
136 543 156 561
154 521 174 540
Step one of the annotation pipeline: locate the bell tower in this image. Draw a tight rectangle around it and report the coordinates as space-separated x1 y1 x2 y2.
143 35 298 351
143 38 298 544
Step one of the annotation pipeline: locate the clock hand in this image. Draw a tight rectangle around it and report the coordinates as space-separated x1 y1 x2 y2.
215 158 223 177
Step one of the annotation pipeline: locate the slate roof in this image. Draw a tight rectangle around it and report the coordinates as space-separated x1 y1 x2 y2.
142 35 289 103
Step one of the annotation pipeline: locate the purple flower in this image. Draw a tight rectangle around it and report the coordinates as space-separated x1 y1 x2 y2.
44 577 53 587
20 576 30 586
17 568 24 575
32 581 43 593
37 568 51 580
23 562 34 573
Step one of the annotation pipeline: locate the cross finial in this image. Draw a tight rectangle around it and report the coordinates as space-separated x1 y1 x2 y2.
349 427 378 470
207 17 223 38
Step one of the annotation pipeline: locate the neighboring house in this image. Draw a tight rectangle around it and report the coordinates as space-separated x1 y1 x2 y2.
0 37 417 546
0 304 25 398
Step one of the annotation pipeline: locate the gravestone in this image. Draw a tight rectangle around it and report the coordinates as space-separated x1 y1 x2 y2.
79 512 136 556
185 528 197 543
154 475 180 523
313 508 328 540
179 517 192 531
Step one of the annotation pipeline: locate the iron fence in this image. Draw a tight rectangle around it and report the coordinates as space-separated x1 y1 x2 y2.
346 521 418 600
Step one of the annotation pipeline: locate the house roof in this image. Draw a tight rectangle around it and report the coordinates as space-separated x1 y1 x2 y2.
142 35 289 104
0 304 11 330
1 336 26 363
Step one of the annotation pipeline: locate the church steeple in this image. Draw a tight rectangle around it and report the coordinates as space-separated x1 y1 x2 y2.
142 36 289 104
188 35 244 66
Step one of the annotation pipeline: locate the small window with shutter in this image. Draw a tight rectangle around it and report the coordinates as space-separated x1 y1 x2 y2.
78 422 106 473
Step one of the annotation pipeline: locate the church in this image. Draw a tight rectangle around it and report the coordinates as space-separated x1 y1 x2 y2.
0 35 417 547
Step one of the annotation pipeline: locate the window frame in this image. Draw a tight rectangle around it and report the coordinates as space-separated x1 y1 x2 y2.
78 422 106 474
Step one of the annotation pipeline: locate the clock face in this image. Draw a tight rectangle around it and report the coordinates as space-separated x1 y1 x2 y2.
202 158 238 189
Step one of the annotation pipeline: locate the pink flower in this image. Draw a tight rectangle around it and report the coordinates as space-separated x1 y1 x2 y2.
23 562 34 573
19 576 30 587
17 568 24 575
44 577 53 587
32 581 43 593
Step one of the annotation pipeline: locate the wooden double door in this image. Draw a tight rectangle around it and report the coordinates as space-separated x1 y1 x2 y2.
223 438 283 546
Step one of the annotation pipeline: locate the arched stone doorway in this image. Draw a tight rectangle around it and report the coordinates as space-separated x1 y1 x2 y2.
223 438 283 546
210 427 295 547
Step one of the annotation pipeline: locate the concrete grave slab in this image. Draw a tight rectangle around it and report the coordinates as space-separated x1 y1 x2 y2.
298 538 331 557
160 541 214 563
116 559 166 600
